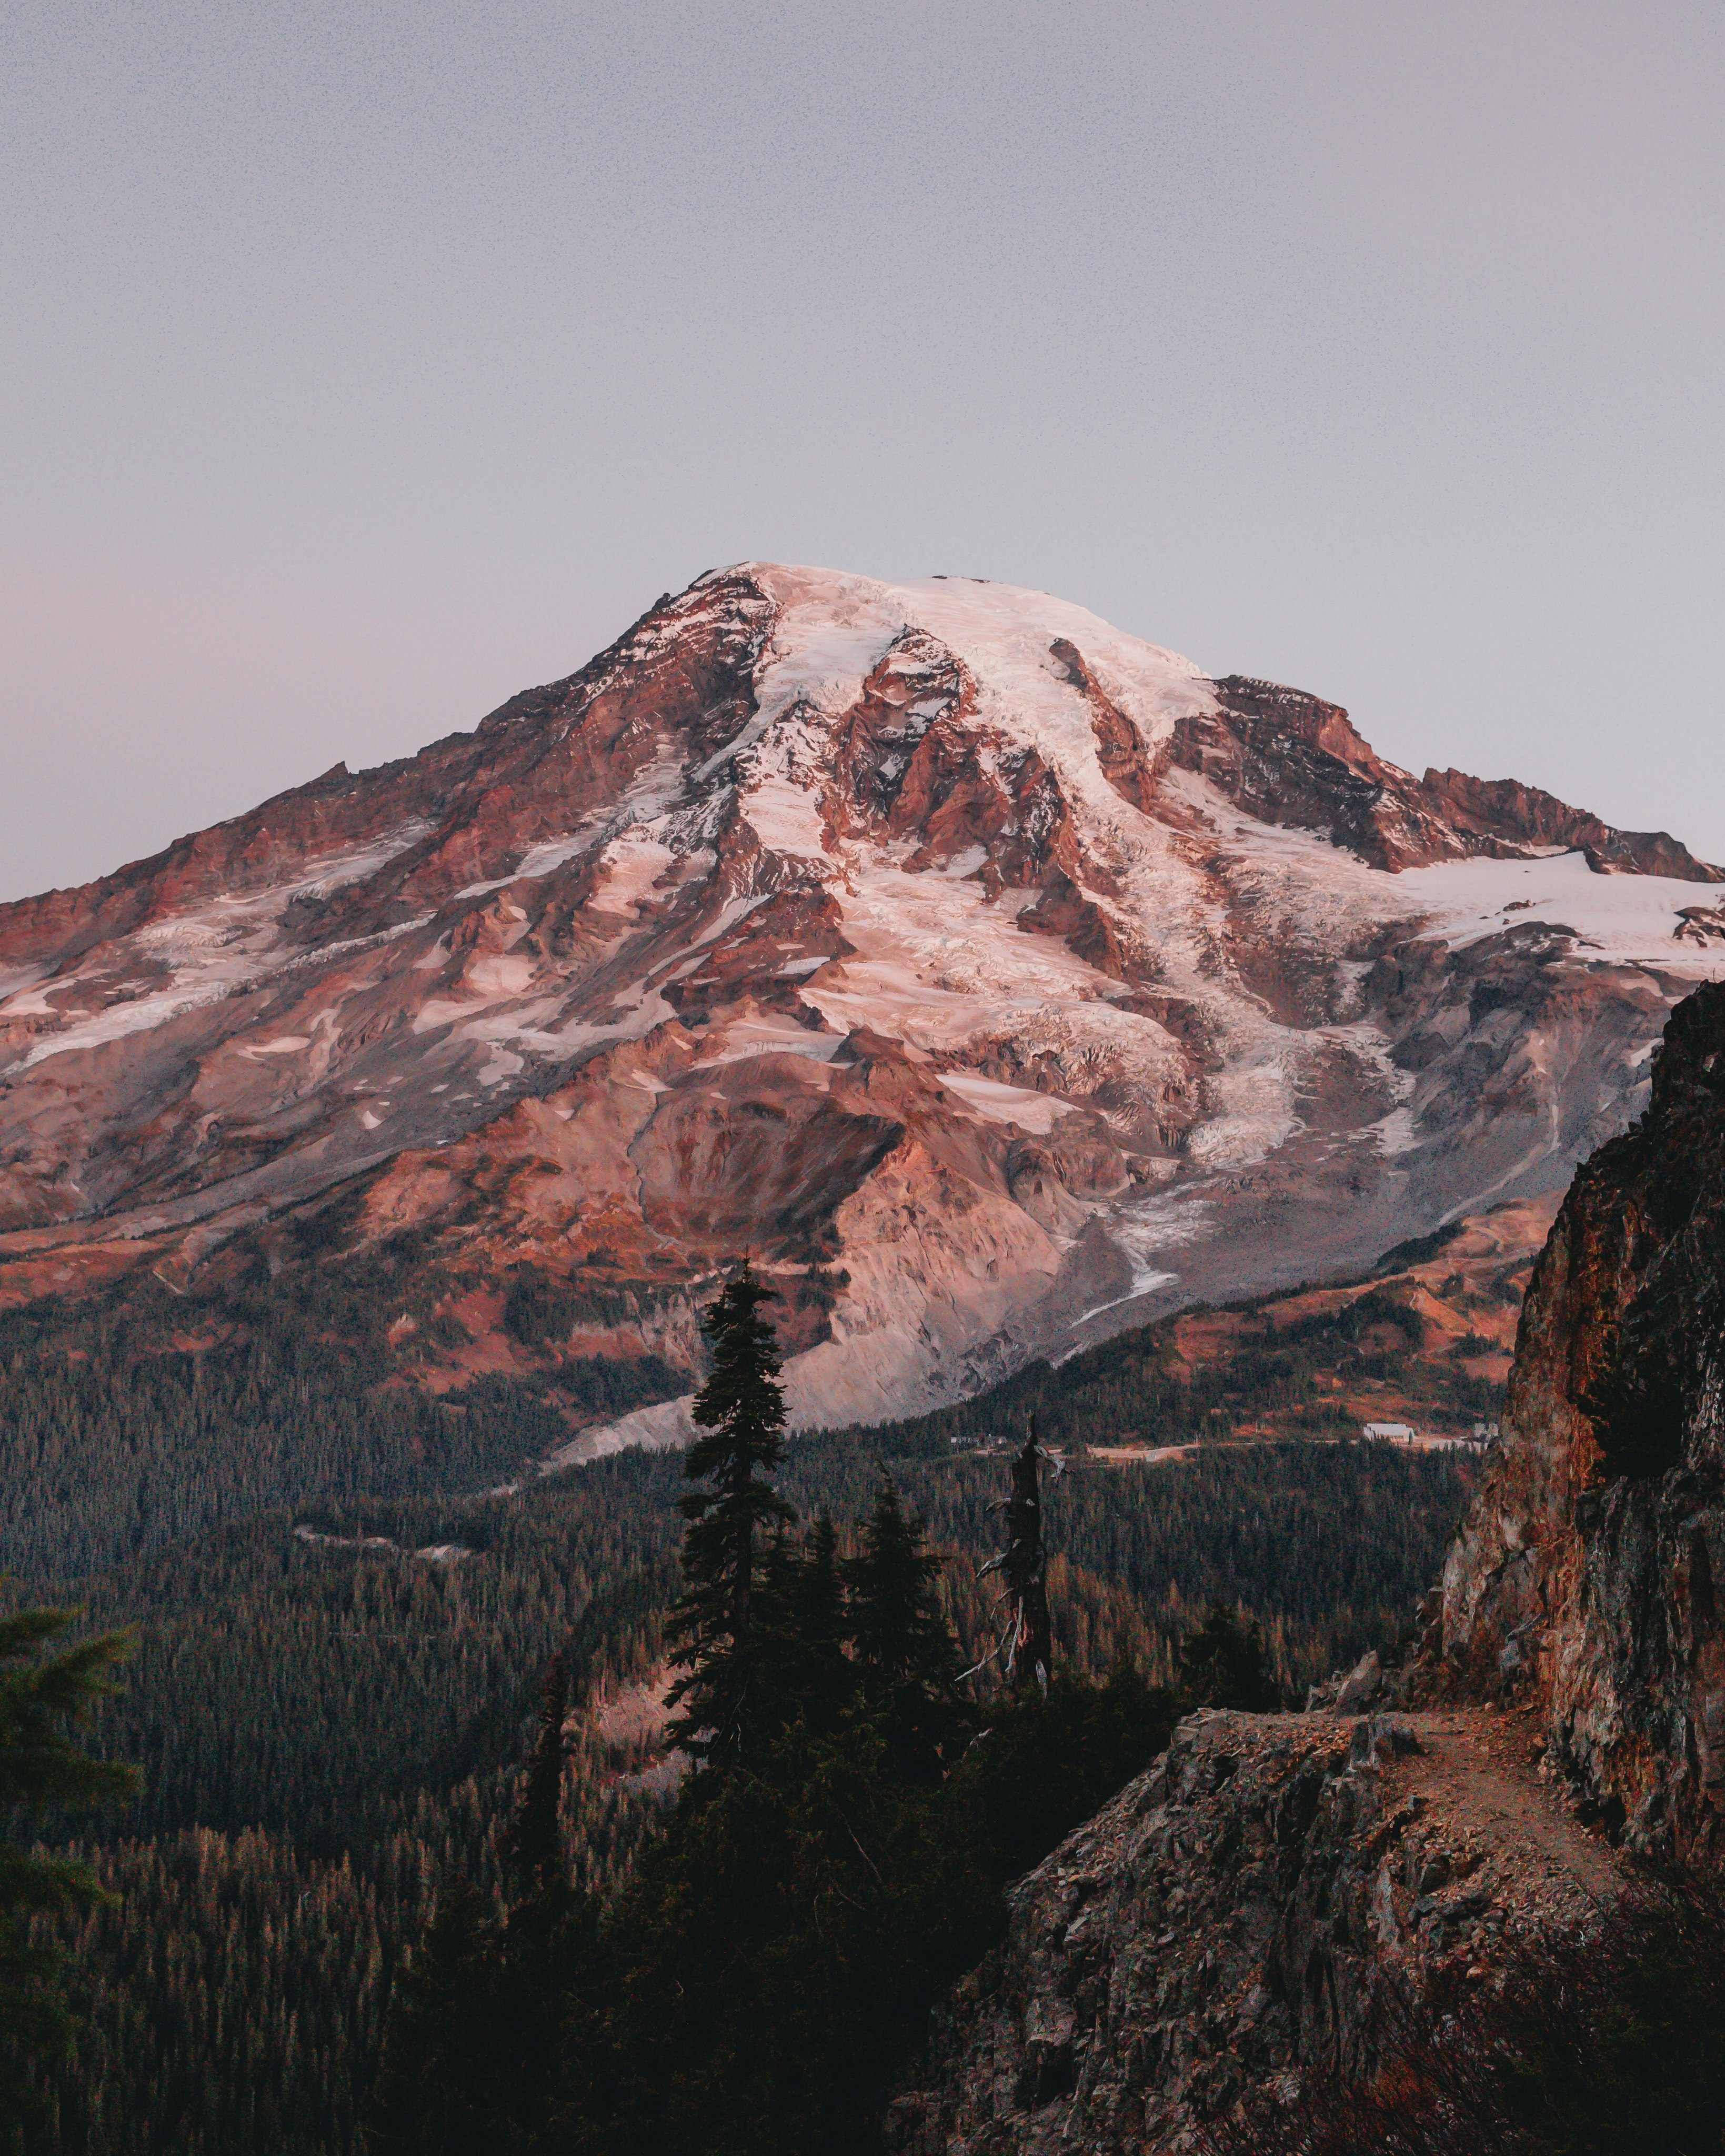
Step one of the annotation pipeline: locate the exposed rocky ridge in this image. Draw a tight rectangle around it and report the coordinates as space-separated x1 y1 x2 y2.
1416 974 1725 1859
1182 677 1723 882
885 1705 1621 2154
2 565 1721 1436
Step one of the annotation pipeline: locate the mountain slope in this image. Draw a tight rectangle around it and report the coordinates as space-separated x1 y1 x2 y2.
3 564 1721 1436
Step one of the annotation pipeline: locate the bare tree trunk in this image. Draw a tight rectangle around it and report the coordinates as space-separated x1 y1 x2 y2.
1005 1416 1054 1691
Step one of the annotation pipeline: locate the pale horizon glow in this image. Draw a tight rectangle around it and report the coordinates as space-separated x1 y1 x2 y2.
2 2 1721 901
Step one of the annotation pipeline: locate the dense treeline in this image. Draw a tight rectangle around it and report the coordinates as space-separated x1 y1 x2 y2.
7 1466 684 2154
0 1229 686 1583
843 1282 1502 1456
363 1272 1204 2156
33 1754 670 2156
787 1434 1475 1695
2 1434 1475 2154
15 1440 1472 1856
0 1314 562 1583
41 1826 410 2156
0 1229 1487 2156
55 1471 683 1852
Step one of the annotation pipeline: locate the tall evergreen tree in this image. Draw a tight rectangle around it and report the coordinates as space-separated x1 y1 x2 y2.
792 1512 856 1737
667 1264 794 1768
846 1478 971 1782
364 1882 506 2156
0 1609 135 2133
747 1518 855 1748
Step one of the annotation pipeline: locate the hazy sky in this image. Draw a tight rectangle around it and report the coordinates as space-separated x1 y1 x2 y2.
3 2 1721 902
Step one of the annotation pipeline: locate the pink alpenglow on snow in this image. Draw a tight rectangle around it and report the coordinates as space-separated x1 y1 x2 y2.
1 565 1720 1446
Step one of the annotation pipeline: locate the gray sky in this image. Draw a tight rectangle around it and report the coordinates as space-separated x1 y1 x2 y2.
3 1 1721 902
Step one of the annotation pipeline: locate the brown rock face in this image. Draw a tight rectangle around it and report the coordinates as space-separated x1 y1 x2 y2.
1 564 1720 1439
1174 676 1724 881
886 1706 1621 2155
1419 976 1725 1856
1420 766 1723 882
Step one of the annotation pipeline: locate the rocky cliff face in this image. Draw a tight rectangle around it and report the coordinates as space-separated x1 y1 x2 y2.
1420 975 1725 1858
885 979 1725 2152
1178 675 1722 884
3 565 1720 1442
886 1704 1620 2155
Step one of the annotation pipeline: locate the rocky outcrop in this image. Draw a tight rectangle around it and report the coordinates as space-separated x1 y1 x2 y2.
2 565 1721 1435
1417 975 1725 1859
1419 766 1723 883
1176 677 1723 883
886 1704 1620 2154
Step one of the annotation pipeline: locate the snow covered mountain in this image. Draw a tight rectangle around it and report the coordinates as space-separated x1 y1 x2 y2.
2 564 1721 1443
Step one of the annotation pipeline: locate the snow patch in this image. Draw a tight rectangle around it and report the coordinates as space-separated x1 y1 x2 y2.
589 830 676 917
1370 1105 1422 1155
692 1018 849 1067
940 1072 1077 1133
1398 850 1725 967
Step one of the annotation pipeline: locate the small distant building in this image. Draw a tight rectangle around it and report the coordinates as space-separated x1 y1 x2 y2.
1362 1421 1417 1443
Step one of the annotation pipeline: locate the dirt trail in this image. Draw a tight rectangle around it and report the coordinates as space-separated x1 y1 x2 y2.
1395 1705 1624 1918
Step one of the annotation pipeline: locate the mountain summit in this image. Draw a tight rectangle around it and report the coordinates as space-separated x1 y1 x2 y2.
2 565 1721 1438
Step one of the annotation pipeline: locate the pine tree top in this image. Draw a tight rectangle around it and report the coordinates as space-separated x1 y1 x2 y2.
668 1262 795 1767
687 1263 788 1480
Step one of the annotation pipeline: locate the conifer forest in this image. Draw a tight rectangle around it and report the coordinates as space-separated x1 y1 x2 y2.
0 1249 1481 2152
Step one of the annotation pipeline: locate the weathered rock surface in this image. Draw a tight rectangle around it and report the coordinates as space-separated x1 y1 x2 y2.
886 1705 1619 2155
1418 974 1725 1859
1174 676 1723 881
2 566 1720 1440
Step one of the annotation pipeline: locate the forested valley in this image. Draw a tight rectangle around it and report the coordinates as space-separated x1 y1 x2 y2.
0 1244 1486 2152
